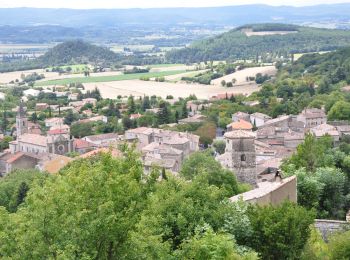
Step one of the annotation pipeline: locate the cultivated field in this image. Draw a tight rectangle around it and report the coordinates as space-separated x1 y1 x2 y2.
211 66 277 85
82 80 260 100
35 70 187 86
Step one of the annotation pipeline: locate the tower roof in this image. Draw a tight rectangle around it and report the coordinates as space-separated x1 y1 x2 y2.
224 129 256 139
17 101 26 117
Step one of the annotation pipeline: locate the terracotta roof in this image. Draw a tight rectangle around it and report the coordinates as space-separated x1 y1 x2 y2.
47 129 68 135
42 155 72 174
17 133 47 147
79 148 122 159
84 133 119 142
6 152 25 164
224 129 256 139
74 139 93 149
227 119 253 130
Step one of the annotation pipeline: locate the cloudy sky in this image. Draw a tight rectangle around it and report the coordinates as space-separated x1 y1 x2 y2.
0 0 349 9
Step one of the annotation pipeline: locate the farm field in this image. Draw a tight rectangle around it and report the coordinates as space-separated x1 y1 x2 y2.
0 69 125 84
47 64 90 73
211 66 277 85
35 70 187 86
82 80 260 99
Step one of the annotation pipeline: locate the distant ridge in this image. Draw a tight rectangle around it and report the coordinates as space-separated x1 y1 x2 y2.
166 24 350 63
0 4 350 27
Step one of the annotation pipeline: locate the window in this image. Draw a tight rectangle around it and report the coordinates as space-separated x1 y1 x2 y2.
241 154 246 161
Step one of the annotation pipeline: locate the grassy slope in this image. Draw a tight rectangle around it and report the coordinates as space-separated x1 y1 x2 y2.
35 70 187 86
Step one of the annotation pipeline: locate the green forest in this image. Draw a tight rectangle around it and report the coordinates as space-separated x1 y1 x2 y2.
166 24 350 63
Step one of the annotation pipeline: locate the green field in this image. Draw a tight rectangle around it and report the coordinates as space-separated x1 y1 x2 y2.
35 70 187 86
48 64 90 73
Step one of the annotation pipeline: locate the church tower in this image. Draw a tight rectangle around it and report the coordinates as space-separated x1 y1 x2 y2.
223 130 257 186
16 101 28 137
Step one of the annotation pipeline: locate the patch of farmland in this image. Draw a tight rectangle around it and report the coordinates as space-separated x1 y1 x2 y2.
211 66 277 86
81 79 260 100
35 70 187 86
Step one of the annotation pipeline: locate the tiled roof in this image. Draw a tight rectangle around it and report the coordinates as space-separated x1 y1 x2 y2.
74 139 93 149
227 119 253 130
224 129 256 139
18 133 47 147
142 143 183 155
42 155 72 174
79 148 122 159
84 133 119 142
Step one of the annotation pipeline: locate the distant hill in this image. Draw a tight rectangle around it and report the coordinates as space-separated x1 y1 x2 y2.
166 24 350 63
38 40 119 66
0 40 121 72
1 4 350 27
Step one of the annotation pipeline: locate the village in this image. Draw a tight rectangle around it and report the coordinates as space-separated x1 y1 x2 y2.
1 82 350 211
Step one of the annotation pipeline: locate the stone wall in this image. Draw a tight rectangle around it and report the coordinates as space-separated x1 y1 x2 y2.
314 219 350 240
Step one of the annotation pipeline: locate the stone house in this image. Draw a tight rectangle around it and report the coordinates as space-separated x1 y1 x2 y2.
297 108 327 128
232 111 250 122
250 112 271 128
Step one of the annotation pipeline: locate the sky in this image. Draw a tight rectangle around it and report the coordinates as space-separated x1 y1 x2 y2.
0 0 350 9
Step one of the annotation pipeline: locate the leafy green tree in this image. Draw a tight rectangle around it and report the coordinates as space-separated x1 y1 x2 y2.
0 136 13 152
180 151 241 197
285 133 333 172
181 101 188 118
128 95 136 114
328 230 350 260
0 169 48 212
315 167 347 219
213 140 226 155
64 110 76 125
70 122 94 138
175 225 258 260
0 151 150 259
247 202 315 260
301 228 330 260
141 96 151 111
328 100 350 121
30 112 38 123
157 101 171 125
293 168 324 210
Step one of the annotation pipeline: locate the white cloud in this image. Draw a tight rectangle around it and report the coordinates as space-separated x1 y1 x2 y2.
0 0 349 9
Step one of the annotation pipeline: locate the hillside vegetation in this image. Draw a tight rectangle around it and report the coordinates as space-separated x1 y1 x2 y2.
0 40 121 72
166 24 350 63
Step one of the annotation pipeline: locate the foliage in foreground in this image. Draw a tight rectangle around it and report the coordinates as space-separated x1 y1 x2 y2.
0 150 316 259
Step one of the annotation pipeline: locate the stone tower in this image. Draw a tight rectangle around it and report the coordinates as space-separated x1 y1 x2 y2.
223 130 257 186
16 101 28 137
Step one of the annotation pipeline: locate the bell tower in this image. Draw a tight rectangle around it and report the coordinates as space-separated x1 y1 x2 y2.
16 100 28 137
224 130 257 186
